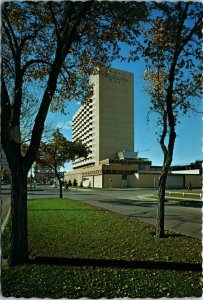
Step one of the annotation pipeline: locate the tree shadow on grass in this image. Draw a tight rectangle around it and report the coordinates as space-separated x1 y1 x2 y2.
150 231 184 238
29 256 201 272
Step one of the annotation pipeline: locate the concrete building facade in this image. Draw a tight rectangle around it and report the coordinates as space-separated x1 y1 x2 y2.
72 67 134 169
66 158 152 188
65 161 201 189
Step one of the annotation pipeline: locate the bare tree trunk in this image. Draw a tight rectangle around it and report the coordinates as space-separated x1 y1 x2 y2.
157 168 167 238
9 165 28 266
55 171 63 199
157 129 176 238
58 177 63 198
59 179 63 199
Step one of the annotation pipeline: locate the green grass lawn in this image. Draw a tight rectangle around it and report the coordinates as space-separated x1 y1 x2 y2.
2 198 202 298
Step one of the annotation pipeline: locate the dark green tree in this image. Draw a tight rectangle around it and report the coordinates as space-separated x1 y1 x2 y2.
73 178 78 187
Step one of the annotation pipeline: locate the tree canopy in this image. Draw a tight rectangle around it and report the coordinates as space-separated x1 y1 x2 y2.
37 129 90 198
38 129 90 170
1 1 148 265
143 1 202 131
140 1 202 237
2 1 148 171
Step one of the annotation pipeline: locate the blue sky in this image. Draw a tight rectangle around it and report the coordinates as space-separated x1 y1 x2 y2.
47 45 202 171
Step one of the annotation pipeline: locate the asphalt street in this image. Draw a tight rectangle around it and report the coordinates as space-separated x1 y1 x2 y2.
1 185 202 240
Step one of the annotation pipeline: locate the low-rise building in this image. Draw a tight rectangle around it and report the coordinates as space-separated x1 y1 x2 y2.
65 159 202 189
65 156 151 188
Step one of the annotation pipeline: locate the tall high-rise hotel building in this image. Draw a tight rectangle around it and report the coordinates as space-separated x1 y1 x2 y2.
72 67 134 169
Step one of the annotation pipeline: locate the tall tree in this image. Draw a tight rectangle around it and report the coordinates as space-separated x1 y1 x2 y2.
142 2 202 237
37 129 90 199
1 1 147 265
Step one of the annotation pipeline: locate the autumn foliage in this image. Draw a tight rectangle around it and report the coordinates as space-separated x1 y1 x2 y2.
141 2 202 237
2 1 147 265
37 129 90 198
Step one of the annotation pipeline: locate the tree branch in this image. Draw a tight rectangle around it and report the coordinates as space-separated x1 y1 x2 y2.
61 1 94 57
48 2 61 46
2 57 15 77
20 27 41 49
24 56 64 169
172 83 202 110
1 75 12 151
24 2 94 168
22 59 52 75
2 6 19 51
178 12 202 56
2 22 17 63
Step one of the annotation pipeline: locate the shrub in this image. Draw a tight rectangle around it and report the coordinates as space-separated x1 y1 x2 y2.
73 178 77 187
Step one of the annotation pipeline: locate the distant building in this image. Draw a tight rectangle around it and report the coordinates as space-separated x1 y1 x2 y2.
170 160 202 175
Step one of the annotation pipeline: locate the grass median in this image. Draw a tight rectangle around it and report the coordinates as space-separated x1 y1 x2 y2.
2 198 202 298
165 191 202 199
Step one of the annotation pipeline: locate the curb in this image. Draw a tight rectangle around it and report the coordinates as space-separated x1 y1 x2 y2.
137 194 202 202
